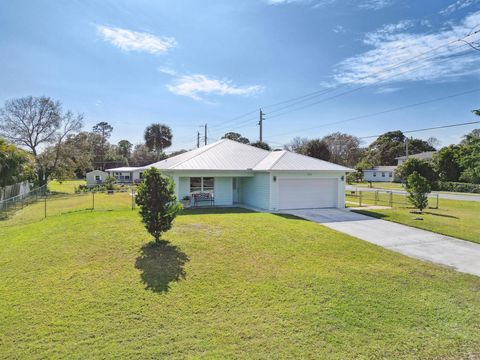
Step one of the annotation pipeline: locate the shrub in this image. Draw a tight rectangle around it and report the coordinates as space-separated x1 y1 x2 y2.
396 158 437 185
434 181 480 194
135 168 182 243
406 172 431 213
105 175 116 190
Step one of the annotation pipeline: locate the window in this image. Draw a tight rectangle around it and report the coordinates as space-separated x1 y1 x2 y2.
373 172 377 177
95 175 101 181
190 177 214 193
139 172 144 179
389 172 393 177
125 175 130 180
382 172 386 177
190 177 202 193
203 177 214 191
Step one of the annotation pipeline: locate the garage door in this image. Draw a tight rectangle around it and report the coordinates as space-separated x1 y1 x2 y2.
278 178 337 209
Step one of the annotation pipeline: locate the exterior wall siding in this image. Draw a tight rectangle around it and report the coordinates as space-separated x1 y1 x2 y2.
363 171 394 182
269 171 346 210
239 173 270 210
86 170 108 186
177 176 233 206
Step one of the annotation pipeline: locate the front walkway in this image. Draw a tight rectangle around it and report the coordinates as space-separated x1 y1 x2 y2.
285 208 480 277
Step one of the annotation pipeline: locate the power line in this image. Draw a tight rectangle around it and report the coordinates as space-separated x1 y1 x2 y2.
266 87 480 139
266 45 477 120
358 120 480 140
264 35 474 115
209 27 480 134
209 29 479 136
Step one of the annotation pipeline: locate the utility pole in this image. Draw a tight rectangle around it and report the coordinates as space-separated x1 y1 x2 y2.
204 123 207 146
258 109 265 142
405 137 409 157
197 131 200 148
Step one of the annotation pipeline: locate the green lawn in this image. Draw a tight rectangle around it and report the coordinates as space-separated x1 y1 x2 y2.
1 207 479 358
353 198 480 244
350 181 406 190
48 179 86 194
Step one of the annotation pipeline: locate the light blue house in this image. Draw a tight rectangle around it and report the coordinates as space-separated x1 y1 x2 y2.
136 139 352 211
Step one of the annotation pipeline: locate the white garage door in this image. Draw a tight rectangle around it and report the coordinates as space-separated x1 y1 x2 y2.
278 178 338 209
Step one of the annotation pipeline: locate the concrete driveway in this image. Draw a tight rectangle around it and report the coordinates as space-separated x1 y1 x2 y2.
285 208 480 277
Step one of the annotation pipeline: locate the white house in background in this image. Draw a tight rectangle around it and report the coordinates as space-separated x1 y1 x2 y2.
108 139 352 210
86 170 108 187
105 167 143 183
363 166 397 183
395 151 436 165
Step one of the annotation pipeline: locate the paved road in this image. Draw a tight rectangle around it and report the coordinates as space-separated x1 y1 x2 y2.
285 208 480 277
346 185 480 202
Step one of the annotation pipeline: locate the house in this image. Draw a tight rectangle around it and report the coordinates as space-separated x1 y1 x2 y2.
395 151 436 165
105 167 143 183
122 139 352 210
363 151 437 182
363 166 397 182
86 170 108 187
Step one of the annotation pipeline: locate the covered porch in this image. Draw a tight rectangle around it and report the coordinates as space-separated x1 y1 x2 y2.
171 172 266 209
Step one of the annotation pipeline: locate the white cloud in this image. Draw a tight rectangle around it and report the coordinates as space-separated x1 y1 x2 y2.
158 66 177 76
364 20 415 45
357 0 395 10
166 74 264 101
332 25 346 33
440 0 480 15
376 86 401 94
97 25 176 54
333 11 480 85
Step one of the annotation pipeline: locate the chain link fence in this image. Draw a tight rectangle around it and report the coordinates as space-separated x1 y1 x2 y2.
346 189 439 208
0 187 137 227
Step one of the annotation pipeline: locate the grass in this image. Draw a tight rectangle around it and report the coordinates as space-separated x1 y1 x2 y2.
1 207 480 358
353 198 480 244
350 181 405 190
350 181 480 196
48 179 86 194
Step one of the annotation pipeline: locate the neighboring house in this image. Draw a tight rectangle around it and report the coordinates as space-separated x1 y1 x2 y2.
86 170 108 187
363 151 437 182
113 139 352 210
363 166 397 183
395 151 436 165
105 167 143 183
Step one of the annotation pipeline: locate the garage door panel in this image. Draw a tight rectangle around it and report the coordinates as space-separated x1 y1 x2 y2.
278 179 337 209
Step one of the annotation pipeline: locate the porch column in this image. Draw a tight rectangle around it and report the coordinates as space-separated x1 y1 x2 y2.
172 175 180 200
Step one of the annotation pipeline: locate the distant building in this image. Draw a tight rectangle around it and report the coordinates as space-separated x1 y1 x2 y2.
86 170 108 187
362 166 397 183
105 167 143 184
395 151 436 165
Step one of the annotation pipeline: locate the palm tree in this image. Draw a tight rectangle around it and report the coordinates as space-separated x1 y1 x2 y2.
144 124 173 161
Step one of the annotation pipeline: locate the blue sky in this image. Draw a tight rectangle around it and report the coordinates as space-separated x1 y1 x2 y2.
1 0 479 151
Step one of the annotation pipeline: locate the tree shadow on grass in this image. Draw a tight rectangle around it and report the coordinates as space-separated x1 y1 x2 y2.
135 241 189 293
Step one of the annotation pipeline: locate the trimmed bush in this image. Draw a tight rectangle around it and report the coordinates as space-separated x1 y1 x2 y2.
434 181 480 194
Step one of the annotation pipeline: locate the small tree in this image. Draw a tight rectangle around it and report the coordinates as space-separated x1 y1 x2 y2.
104 175 116 190
250 141 271 150
406 171 430 213
135 168 182 243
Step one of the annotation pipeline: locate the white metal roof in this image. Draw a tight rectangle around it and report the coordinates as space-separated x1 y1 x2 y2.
141 139 352 172
253 150 353 171
395 151 436 161
105 167 140 172
364 166 397 172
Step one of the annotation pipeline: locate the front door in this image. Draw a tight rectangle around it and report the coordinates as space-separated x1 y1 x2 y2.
232 177 239 203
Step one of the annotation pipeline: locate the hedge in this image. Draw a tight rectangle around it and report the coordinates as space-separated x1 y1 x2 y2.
433 181 480 194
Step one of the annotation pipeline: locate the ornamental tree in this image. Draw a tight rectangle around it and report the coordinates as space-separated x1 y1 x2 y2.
135 168 182 243
406 171 431 213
